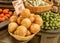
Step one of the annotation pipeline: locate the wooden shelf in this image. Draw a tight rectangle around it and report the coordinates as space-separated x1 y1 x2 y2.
0 1 12 5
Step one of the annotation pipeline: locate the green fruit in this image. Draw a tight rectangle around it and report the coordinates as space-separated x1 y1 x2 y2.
39 11 60 30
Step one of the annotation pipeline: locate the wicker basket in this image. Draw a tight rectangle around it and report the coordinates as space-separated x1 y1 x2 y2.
9 32 36 41
25 2 53 13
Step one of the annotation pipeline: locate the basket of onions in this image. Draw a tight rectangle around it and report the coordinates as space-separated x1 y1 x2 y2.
8 9 43 41
24 0 53 13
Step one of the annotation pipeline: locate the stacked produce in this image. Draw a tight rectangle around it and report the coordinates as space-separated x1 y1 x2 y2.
26 0 49 7
0 9 12 22
40 11 60 30
8 9 43 38
25 0 53 13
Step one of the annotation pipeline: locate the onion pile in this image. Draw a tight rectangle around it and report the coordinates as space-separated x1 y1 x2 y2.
8 9 43 37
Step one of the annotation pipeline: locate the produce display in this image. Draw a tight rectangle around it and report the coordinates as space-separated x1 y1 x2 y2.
8 9 43 37
26 0 49 7
25 0 53 13
0 0 60 43
0 9 12 22
40 11 60 30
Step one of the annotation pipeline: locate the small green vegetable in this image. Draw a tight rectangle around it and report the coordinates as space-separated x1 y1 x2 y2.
39 11 60 30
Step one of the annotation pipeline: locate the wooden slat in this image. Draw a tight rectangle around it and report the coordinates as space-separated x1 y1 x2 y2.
0 4 14 9
0 1 12 5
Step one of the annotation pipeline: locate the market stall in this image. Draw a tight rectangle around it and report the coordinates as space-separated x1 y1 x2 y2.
0 0 60 43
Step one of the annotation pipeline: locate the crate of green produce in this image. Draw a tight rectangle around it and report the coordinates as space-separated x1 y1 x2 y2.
40 11 60 30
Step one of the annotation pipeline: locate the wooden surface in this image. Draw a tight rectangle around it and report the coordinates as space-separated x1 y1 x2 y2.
38 32 60 43
0 28 40 43
0 29 28 43
0 28 60 43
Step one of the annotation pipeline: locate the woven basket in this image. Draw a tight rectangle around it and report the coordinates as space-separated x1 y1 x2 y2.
9 32 36 41
25 2 53 13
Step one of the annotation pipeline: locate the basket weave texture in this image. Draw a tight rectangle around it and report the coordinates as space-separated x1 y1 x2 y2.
25 2 53 13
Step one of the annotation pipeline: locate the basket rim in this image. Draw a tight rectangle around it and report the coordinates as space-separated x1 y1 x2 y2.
9 32 36 38
25 2 53 8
